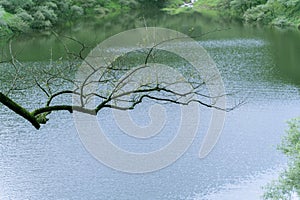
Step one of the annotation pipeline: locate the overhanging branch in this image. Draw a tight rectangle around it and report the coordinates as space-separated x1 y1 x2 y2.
0 92 40 129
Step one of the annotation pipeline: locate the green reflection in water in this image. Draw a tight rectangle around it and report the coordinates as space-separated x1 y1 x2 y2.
1 10 300 85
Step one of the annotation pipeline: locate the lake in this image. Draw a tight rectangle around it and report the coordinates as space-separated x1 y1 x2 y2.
0 11 300 200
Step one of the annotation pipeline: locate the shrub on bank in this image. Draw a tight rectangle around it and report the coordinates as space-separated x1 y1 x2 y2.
264 118 300 199
234 0 300 28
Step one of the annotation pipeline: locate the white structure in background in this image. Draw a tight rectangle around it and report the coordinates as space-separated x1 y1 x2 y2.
180 0 198 8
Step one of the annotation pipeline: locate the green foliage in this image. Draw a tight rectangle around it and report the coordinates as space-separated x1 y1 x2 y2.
194 0 222 8
1 10 29 32
279 118 300 158
119 0 139 8
37 6 57 23
75 0 97 10
31 10 52 29
2 0 297 32
0 5 6 25
0 0 152 32
16 8 34 22
165 0 300 28
264 118 300 199
70 5 84 16
217 0 233 9
230 0 268 15
0 7 12 35
201 0 299 28
270 16 293 27
0 0 60 30
136 0 168 8
0 0 34 12
93 6 108 16
235 0 300 27
243 4 274 24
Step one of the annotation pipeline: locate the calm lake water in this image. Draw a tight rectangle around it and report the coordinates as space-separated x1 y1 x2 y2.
0 11 300 199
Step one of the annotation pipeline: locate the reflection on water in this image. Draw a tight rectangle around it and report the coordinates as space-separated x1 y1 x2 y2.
0 11 300 200
269 29 300 85
199 168 284 200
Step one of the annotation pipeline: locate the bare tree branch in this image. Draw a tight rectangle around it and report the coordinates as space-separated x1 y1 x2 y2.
0 29 240 130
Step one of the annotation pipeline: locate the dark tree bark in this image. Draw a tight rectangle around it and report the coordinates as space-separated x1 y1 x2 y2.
0 92 41 129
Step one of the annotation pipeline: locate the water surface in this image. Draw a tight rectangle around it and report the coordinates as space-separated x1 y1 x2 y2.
0 11 300 199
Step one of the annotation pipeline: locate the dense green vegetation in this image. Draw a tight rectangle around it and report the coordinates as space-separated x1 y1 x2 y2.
166 0 300 29
0 0 169 34
0 0 108 33
264 118 300 199
1 0 299 34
